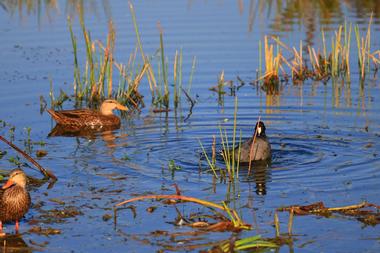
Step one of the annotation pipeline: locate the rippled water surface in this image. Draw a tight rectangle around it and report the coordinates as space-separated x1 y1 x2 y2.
1 1 380 252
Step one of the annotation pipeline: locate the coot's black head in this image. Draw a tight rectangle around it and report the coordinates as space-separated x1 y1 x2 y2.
254 121 266 137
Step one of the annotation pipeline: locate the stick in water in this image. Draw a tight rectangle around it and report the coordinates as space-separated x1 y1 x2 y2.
0 135 57 181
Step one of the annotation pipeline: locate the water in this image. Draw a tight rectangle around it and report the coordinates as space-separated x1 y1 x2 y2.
0 1 380 252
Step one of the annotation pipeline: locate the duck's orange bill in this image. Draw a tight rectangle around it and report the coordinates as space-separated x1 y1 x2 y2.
2 179 14 189
116 104 128 111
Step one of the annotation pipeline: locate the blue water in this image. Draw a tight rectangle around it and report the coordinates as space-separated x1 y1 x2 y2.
0 1 380 252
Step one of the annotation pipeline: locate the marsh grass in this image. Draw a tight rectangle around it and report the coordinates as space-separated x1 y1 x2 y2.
57 2 195 111
355 13 373 79
129 2 195 110
67 14 118 103
257 16 377 89
200 96 242 183
261 36 282 88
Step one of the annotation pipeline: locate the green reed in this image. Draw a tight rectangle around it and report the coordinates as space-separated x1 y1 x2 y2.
68 17 82 98
60 2 196 110
188 56 197 94
200 96 242 182
159 27 169 108
128 2 157 98
67 11 117 103
173 48 184 108
218 235 278 252
128 2 195 110
355 13 372 79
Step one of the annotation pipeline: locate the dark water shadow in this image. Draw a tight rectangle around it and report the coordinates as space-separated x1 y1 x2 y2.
48 124 128 151
239 160 272 196
48 124 119 138
0 234 32 253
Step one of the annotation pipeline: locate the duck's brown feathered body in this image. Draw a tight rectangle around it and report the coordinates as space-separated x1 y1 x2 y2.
47 99 128 129
47 109 121 128
0 184 31 223
0 169 31 234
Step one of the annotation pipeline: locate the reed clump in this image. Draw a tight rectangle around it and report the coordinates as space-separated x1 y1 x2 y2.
69 16 117 103
56 2 195 112
260 36 282 92
256 16 378 90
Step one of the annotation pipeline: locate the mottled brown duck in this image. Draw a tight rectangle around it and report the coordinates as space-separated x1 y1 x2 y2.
0 169 31 235
233 121 272 162
47 99 128 128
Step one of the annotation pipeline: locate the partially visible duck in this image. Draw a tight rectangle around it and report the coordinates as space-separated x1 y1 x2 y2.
47 99 128 129
0 169 31 234
233 121 271 162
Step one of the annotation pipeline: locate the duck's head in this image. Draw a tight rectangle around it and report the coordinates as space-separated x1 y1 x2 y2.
2 169 27 189
254 121 266 137
100 99 129 116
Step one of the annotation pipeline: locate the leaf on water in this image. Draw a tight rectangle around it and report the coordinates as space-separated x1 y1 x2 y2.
102 214 113 221
190 221 209 228
36 150 48 158
146 206 157 213
29 226 61 236
48 198 65 205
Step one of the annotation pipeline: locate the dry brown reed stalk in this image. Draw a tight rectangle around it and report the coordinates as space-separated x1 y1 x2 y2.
274 212 280 237
114 194 251 231
355 13 373 79
307 46 330 81
212 135 216 166
272 37 308 82
129 2 157 97
287 208 294 236
263 36 281 84
0 135 57 182
97 41 147 107
277 201 380 219
369 50 380 65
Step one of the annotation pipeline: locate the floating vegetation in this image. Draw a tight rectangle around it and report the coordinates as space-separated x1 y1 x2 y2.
277 201 380 226
114 190 251 232
0 135 57 183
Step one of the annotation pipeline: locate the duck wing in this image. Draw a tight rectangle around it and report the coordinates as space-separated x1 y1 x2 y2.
48 109 100 126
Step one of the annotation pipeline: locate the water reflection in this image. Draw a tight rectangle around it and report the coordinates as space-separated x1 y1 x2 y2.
0 234 32 252
241 161 271 196
0 0 111 23
246 0 380 45
48 124 119 148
